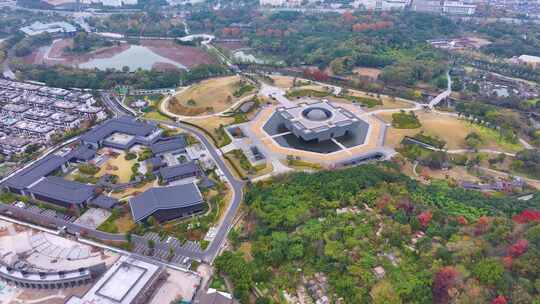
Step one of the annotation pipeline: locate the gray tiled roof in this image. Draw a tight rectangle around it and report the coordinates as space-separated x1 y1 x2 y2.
158 161 199 181
69 145 97 162
90 195 119 209
150 135 187 155
2 154 68 190
80 117 156 144
28 176 96 205
147 156 165 169
129 183 203 221
199 291 233 304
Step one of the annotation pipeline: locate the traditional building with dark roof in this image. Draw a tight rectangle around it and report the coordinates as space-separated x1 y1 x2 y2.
128 183 204 222
150 135 187 156
80 117 161 150
158 161 201 184
28 176 97 209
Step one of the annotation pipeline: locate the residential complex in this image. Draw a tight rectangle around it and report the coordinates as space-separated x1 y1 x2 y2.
79 0 138 7
411 0 477 15
0 79 106 154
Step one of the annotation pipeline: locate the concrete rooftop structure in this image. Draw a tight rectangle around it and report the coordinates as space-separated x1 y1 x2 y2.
20 21 77 36
67 255 164 304
276 100 361 142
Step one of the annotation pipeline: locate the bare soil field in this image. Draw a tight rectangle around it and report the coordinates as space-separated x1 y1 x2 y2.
25 39 214 71
352 67 382 80
26 38 129 66
270 75 295 89
96 151 137 183
169 76 245 116
141 40 216 68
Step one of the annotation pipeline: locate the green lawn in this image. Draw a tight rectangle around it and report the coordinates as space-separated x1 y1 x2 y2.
469 123 523 153
143 111 173 122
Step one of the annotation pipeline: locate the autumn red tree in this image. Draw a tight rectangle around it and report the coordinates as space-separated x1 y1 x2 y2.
502 256 513 269
433 266 459 304
474 216 490 235
456 216 468 226
512 209 540 223
491 295 507 304
417 211 433 227
508 239 529 258
302 68 329 82
342 11 355 23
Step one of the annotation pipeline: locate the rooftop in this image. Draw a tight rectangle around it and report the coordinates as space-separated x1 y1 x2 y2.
150 135 187 155
129 183 203 222
519 54 540 63
3 154 68 190
67 255 163 304
20 21 77 36
91 195 119 209
28 176 96 206
277 100 359 135
158 161 200 181
81 117 158 144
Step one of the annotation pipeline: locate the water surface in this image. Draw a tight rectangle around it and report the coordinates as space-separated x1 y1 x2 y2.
78 45 187 71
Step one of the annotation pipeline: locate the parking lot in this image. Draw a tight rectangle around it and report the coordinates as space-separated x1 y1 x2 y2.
132 232 203 268
12 201 76 222
74 208 111 229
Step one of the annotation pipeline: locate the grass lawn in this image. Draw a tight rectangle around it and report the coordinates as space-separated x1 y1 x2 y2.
352 67 382 79
381 112 524 153
96 152 137 183
468 123 523 153
286 85 332 99
169 76 249 116
225 151 273 180
270 75 295 88
238 242 254 262
184 116 234 147
115 211 136 233
142 110 173 122
283 159 323 170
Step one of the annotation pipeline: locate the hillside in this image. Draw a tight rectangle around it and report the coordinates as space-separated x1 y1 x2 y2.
216 163 540 303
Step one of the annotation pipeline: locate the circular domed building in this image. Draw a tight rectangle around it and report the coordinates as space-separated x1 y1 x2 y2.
276 100 360 142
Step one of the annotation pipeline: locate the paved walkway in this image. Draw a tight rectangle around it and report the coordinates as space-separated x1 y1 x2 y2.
428 71 452 109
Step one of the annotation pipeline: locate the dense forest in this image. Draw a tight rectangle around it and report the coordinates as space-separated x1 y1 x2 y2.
216 163 540 303
10 63 229 89
189 10 453 86
86 12 186 37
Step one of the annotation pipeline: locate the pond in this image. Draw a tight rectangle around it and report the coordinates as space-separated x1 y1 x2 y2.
78 44 187 71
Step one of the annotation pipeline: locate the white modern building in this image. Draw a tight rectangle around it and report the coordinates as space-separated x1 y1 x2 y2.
20 21 77 37
67 255 165 304
80 0 137 6
412 0 477 15
442 1 476 15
